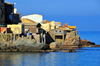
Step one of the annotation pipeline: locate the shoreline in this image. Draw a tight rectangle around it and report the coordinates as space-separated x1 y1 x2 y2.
0 45 100 53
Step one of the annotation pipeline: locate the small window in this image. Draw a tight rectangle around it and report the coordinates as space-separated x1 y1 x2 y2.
55 30 57 32
59 30 61 32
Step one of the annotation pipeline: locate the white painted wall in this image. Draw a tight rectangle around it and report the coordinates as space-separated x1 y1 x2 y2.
21 14 43 23
14 8 17 14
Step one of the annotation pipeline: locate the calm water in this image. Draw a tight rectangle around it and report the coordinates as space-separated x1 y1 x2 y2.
0 31 100 66
78 31 100 45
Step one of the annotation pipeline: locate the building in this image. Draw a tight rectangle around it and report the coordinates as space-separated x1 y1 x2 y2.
14 8 17 14
0 27 12 33
50 27 73 43
21 14 43 23
21 18 39 34
0 1 20 26
7 24 24 34
0 0 5 25
41 21 61 32
4 2 14 24
5 2 20 25
41 20 50 24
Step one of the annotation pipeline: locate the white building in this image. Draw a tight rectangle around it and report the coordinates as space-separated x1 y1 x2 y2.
21 14 43 23
14 8 18 14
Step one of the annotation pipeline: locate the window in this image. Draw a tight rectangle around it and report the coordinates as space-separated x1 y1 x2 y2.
55 30 57 33
55 36 62 39
59 30 61 32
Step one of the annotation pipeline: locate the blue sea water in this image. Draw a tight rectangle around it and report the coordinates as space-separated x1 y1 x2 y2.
0 31 100 66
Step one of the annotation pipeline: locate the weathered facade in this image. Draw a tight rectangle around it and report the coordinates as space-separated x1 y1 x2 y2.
0 0 5 25
21 18 38 34
7 24 24 34
24 23 38 34
50 27 73 43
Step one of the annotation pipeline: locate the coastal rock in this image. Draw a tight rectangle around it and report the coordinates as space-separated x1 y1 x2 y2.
61 49 76 52
49 42 59 49
80 39 95 47
14 38 49 50
64 37 80 45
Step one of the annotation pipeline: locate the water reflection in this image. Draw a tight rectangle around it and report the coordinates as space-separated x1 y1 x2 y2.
0 52 46 66
0 47 100 66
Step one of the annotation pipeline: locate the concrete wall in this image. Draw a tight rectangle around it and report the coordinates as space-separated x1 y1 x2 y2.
7 24 24 34
21 14 43 23
41 23 50 31
14 8 17 14
24 26 37 33
66 32 76 39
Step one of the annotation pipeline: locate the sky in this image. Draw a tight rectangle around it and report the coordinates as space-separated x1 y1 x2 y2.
5 0 100 31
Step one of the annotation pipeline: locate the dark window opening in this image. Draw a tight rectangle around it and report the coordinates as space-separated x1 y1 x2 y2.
59 30 61 32
55 36 62 39
67 31 71 32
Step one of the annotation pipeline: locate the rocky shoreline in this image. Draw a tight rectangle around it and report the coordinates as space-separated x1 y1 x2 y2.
0 37 100 53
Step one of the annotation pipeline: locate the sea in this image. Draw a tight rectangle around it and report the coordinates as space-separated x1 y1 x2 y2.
0 31 100 66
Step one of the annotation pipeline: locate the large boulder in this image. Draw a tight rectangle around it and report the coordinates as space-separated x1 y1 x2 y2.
0 38 7 50
64 37 80 45
14 38 49 50
49 42 59 49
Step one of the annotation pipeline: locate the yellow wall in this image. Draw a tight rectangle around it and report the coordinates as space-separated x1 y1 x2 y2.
41 23 50 31
41 21 60 31
50 21 59 29
7 24 24 34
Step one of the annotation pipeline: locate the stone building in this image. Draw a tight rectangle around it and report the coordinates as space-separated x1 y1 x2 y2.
50 27 73 43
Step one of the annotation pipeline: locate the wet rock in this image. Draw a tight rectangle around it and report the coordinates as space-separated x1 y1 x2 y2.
49 42 59 49
94 45 100 47
80 39 95 47
61 49 76 52
64 37 80 45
